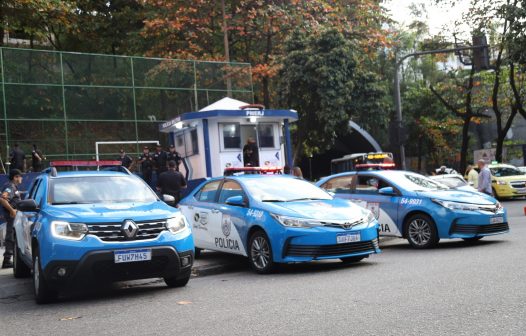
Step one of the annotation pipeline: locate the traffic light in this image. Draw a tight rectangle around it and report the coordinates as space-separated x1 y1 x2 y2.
472 34 490 70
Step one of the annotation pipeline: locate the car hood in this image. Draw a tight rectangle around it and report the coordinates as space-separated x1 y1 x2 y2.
263 198 367 221
45 201 178 222
493 175 526 182
417 190 495 204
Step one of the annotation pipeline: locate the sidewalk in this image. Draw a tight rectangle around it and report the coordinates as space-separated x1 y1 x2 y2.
0 248 246 300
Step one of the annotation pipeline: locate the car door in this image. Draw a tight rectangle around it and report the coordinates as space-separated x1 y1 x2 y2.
214 180 249 256
352 174 402 237
180 180 223 250
17 178 43 259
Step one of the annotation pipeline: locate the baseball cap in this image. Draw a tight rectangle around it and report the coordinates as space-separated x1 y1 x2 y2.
169 144 175 148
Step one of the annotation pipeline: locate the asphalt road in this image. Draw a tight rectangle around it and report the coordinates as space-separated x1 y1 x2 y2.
1 200 525 336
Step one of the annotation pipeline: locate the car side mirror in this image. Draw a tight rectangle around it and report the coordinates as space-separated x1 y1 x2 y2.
17 199 39 212
225 195 246 207
378 186 396 196
163 194 176 203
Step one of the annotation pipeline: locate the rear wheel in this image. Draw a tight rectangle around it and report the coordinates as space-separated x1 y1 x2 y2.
405 213 439 249
248 231 275 274
340 256 365 264
33 250 58 304
13 237 31 278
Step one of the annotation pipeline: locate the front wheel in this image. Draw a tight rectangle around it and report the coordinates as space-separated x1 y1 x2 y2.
248 231 275 274
405 213 439 249
164 274 191 288
13 237 31 278
33 251 58 304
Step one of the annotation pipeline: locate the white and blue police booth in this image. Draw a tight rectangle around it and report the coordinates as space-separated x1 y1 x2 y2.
160 97 297 185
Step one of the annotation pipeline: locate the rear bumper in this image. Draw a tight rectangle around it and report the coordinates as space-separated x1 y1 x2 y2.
42 246 193 289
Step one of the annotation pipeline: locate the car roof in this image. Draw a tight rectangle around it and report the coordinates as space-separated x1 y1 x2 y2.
430 174 463 178
46 171 131 178
488 164 517 168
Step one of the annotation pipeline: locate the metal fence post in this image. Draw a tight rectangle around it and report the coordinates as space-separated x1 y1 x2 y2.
130 57 140 154
59 52 69 159
0 49 9 164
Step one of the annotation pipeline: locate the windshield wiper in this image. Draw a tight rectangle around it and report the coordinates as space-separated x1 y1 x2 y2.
261 199 286 202
52 201 90 205
286 197 327 202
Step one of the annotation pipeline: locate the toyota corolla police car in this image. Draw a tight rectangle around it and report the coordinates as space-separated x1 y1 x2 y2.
178 175 380 273
13 164 194 303
316 170 508 249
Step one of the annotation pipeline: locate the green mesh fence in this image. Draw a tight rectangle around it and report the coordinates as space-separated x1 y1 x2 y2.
0 47 253 164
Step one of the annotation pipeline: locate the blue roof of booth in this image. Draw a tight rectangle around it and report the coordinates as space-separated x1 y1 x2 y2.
159 97 298 132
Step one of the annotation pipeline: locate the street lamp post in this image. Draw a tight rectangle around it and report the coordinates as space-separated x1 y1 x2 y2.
394 44 489 171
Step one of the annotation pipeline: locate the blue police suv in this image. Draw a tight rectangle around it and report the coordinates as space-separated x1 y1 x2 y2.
12 167 194 303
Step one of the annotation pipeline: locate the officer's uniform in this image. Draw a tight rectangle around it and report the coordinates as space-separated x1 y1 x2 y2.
167 150 182 171
10 147 25 171
32 148 44 172
119 154 133 169
1 181 21 262
153 150 168 174
139 152 154 186
157 169 187 205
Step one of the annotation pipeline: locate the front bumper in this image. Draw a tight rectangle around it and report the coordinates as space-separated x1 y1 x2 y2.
274 224 381 263
441 210 509 239
42 246 193 289
493 184 526 198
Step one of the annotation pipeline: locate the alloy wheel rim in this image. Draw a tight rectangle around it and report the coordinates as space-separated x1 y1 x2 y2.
408 219 431 246
34 256 39 294
251 237 270 269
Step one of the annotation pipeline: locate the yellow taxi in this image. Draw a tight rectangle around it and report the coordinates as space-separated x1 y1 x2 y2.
489 163 526 199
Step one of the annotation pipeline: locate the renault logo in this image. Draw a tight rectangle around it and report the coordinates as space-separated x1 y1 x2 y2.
122 220 138 239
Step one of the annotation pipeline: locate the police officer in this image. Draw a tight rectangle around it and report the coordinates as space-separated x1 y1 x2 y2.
118 149 133 169
31 144 46 172
138 146 154 186
166 144 182 171
0 169 22 268
153 144 168 175
157 160 187 206
9 143 26 172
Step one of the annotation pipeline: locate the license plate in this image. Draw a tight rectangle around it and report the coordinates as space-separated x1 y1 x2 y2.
490 216 504 224
114 248 152 263
336 233 360 244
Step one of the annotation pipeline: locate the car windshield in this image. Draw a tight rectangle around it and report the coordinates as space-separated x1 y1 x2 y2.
396 173 449 191
435 177 466 188
244 177 332 202
490 167 524 177
49 176 158 204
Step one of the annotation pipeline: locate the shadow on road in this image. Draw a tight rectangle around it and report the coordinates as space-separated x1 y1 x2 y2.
380 238 507 251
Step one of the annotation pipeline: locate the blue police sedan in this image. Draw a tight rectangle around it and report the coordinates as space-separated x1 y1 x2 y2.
179 175 380 273
316 170 508 249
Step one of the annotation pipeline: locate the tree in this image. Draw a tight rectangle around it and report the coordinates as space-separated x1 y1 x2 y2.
279 29 360 161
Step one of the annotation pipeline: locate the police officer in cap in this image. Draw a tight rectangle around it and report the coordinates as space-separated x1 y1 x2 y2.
157 160 187 206
138 146 154 186
118 149 133 169
0 169 23 268
153 144 168 175
166 144 182 171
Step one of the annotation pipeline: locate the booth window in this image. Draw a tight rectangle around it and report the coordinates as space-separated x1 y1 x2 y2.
257 123 275 148
222 123 241 149
175 127 199 157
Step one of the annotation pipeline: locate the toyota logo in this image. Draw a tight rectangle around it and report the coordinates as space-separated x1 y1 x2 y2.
342 222 352 229
122 220 138 239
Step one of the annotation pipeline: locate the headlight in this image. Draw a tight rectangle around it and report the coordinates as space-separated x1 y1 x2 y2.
363 210 376 226
166 215 186 234
432 199 493 212
271 214 320 228
496 181 507 185
51 221 88 241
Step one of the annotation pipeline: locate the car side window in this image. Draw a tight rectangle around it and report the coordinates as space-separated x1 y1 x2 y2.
27 179 42 200
195 180 221 203
218 180 246 204
321 175 354 194
356 175 395 194
33 179 46 206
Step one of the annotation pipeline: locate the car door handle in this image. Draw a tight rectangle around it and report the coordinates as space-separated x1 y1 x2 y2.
211 209 220 214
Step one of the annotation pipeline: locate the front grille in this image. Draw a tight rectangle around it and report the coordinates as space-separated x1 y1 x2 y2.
87 220 167 242
322 218 367 230
510 181 526 189
450 222 509 235
285 239 377 258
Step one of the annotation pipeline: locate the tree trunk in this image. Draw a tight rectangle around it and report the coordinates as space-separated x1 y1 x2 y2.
459 118 470 174
495 132 505 163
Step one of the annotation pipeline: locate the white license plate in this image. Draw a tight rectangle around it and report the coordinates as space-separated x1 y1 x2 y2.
490 216 504 224
114 248 152 263
336 233 360 244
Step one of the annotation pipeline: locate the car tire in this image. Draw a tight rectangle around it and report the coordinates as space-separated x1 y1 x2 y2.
13 237 31 278
248 230 275 274
164 274 191 288
404 213 439 249
340 256 365 264
33 250 58 304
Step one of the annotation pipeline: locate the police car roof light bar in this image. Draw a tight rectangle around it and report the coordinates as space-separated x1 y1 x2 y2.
50 160 122 167
223 167 283 176
355 163 396 170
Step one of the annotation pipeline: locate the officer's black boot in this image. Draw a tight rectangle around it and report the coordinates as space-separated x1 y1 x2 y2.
2 257 13 269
